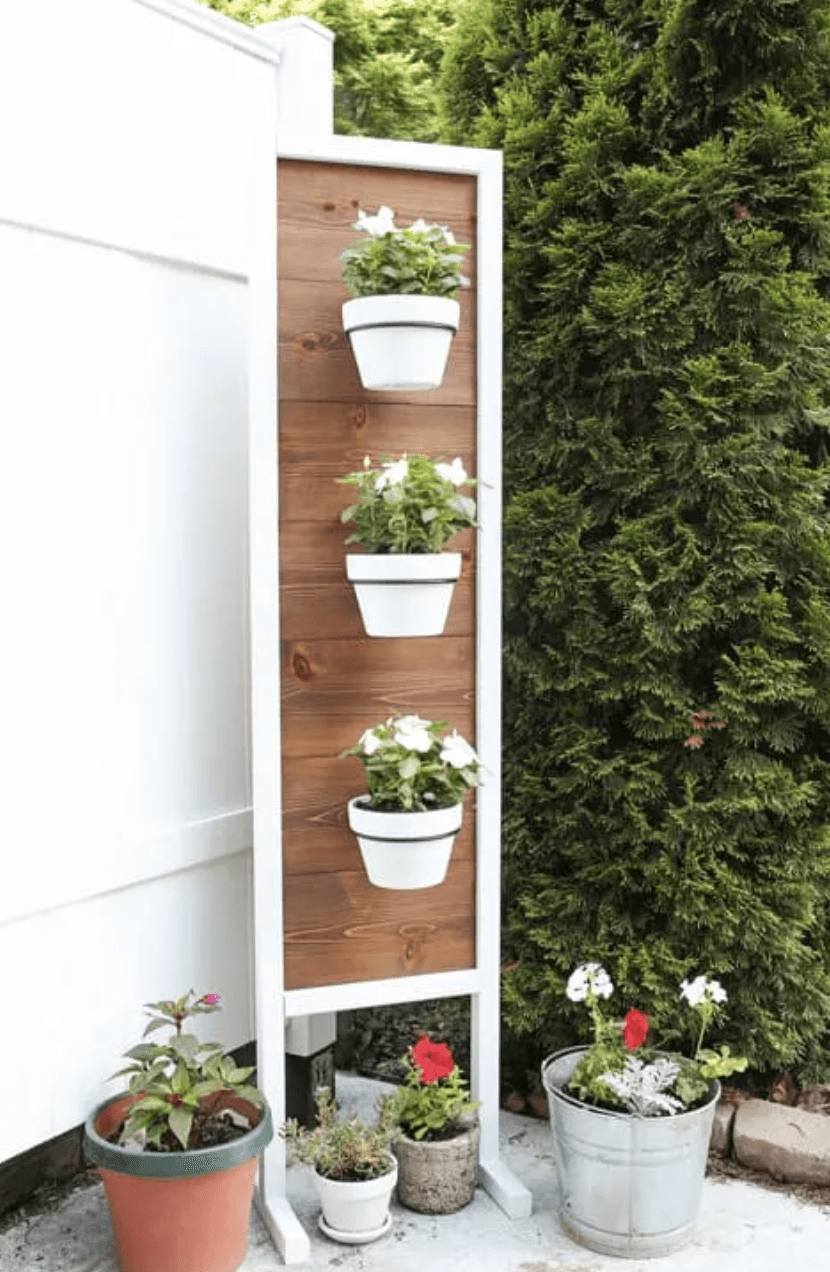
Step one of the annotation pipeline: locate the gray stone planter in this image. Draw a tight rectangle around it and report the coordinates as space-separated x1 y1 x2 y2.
393 1121 479 1214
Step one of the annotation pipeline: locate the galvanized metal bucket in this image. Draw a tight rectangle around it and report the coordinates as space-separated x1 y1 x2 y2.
541 1046 719 1258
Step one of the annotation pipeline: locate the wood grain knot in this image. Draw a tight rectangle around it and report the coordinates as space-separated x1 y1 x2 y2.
292 652 315 682
323 201 336 212
347 405 368 429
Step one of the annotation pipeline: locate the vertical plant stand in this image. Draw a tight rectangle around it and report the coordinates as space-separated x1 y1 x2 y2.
249 128 531 1264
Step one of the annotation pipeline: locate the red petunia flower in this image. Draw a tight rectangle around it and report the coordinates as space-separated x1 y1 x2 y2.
411 1035 455 1084
622 1008 649 1050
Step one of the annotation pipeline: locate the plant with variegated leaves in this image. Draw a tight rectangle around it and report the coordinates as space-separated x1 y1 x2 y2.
112 991 263 1151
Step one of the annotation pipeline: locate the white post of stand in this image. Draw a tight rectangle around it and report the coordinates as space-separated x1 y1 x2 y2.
249 17 335 1266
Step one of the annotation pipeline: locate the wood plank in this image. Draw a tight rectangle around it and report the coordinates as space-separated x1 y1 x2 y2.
278 161 476 234
278 400 476 523
283 858 476 989
280 571 474 642
281 756 476 875
281 635 475 758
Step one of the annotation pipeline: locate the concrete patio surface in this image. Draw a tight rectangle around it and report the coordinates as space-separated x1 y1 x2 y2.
3 1073 830 1272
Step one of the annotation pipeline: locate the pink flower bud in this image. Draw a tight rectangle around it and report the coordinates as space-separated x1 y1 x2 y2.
201 993 220 1006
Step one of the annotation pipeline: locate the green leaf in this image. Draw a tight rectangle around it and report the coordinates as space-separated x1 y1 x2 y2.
168 1106 194 1149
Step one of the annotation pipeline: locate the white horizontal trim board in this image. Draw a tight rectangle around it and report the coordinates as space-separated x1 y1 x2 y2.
131 0 283 64
1 811 253 926
284 969 483 1018
278 132 502 179
0 213 251 284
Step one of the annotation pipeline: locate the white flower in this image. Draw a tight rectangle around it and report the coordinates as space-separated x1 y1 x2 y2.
393 722 433 753
440 731 478 770
566 963 614 1003
442 227 456 245
680 975 727 1007
409 217 429 234
374 457 409 492
435 457 469 487
355 205 397 237
394 714 431 732
359 728 381 756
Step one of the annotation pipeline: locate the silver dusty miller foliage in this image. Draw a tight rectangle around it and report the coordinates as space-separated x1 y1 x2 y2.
600 1057 683 1116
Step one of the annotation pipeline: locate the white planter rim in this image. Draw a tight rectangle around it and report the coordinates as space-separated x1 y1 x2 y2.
346 552 462 584
314 1155 397 1189
342 294 460 335
347 796 463 841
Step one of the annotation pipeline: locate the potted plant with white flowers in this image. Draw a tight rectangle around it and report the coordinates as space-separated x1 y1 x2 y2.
343 714 480 889
340 205 469 391
541 965 747 1259
339 453 476 637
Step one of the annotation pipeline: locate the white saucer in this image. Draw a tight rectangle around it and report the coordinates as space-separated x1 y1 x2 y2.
317 1212 392 1245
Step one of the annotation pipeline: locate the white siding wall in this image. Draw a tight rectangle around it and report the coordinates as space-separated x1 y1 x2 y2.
0 0 278 1161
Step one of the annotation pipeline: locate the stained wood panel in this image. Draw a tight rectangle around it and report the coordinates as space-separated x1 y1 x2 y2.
278 159 478 990
283 861 476 988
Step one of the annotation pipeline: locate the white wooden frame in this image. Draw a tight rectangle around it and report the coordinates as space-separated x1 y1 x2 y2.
250 132 531 1264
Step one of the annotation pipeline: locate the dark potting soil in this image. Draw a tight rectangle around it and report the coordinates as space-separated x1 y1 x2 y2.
106 1112 249 1152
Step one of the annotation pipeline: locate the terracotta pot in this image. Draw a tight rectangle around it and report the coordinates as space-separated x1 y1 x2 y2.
84 1091 273 1272
393 1120 479 1213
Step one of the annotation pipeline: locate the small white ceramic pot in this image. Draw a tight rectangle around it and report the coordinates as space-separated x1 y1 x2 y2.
342 295 460 391
346 797 463 889
345 552 462 637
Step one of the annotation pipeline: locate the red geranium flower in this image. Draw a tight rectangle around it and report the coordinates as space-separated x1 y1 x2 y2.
411 1035 455 1084
622 1008 649 1050
201 993 220 1006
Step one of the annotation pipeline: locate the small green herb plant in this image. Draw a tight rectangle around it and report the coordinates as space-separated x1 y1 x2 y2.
563 965 747 1115
112 991 263 1151
383 1036 479 1141
339 454 476 555
283 1087 399 1182
344 714 480 812
340 205 469 299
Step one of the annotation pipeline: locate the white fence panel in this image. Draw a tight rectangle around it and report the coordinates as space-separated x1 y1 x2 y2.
0 0 278 1161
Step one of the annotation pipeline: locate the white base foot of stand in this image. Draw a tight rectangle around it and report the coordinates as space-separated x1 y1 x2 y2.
254 1188 311 1265
479 1157 533 1219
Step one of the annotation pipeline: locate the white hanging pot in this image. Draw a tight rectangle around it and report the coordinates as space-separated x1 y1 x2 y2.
347 797 463 889
314 1156 397 1244
342 295 460 391
346 552 462 638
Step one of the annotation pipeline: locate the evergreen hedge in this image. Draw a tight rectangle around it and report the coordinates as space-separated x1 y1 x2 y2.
444 0 830 1075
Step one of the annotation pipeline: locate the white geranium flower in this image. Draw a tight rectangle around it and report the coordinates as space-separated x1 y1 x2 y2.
355 205 397 237
394 722 432 753
680 975 727 1007
566 963 614 1003
359 728 381 756
409 218 429 234
440 731 478 770
435 457 468 487
442 227 456 245
374 457 409 492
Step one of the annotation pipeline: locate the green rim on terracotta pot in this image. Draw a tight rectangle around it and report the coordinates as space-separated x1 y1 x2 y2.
84 1093 273 1179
